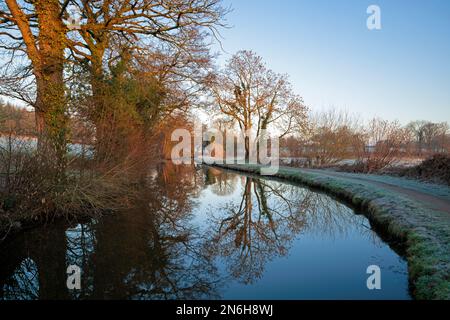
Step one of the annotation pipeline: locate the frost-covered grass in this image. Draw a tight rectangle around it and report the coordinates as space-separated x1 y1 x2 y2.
320 170 450 200
213 163 450 300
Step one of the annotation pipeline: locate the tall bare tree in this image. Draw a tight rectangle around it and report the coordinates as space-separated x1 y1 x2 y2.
209 50 307 161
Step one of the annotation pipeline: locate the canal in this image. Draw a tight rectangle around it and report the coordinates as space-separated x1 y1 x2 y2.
0 164 411 300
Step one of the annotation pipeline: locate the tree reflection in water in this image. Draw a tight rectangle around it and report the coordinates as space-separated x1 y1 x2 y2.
0 165 380 300
207 176 308 284
0 163 220 300
207 172 377 285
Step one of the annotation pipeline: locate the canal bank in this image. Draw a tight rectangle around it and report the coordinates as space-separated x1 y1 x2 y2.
212 163 450 300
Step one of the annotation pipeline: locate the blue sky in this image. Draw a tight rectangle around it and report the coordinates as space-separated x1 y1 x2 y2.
213 0 450 124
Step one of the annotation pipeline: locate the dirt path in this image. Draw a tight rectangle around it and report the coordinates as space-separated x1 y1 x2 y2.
304 169 450 215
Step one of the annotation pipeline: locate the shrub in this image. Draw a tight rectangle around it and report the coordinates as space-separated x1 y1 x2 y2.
0 133 139 238
405 154 450 185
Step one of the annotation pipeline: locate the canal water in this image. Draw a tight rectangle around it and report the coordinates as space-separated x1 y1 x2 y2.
0 164 411 300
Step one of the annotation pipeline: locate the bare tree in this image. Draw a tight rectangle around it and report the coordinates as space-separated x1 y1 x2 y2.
305 109 363 166
356 118 408 173
406 121 449 156
62 0 227 160
422 122 449 153
406 120 427 155
65 0 227 79
208 50 307 161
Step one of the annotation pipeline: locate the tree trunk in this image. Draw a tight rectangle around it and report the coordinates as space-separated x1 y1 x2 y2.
35 76 68 180
244 135 250 162
89 46 109 162
5 0 68 179
34 0 68 179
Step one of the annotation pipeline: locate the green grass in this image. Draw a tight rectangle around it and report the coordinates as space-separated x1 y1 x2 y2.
214 163 450 300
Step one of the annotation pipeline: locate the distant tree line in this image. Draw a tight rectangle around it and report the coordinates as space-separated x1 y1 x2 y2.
279 110 450 173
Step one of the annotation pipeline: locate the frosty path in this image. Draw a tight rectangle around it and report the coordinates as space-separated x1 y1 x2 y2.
304 169 450 215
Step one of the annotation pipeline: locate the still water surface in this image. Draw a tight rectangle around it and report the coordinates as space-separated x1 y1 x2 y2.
0 164 411 300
